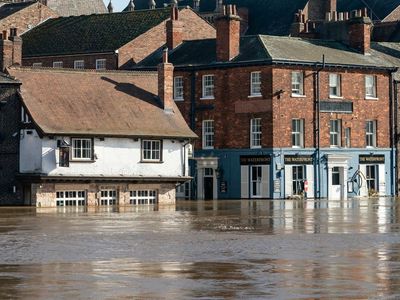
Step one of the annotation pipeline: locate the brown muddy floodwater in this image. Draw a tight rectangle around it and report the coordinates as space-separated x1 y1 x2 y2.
1 199 400 299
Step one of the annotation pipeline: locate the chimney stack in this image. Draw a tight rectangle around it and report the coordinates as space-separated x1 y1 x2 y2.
166 5 183 50
348 11 372 54
158 48 174 112
215 5 241 62
0 28 21 71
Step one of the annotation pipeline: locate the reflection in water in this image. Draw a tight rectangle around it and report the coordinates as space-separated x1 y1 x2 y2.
1 198 400 298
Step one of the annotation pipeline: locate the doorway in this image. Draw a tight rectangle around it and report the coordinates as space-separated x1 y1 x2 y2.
250 166 262 198
204 168 214 200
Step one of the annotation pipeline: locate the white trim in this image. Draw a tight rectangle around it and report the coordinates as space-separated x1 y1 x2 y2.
250 71 262 96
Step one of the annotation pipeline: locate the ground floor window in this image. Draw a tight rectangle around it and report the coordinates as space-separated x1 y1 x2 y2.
56 191 86 207
100 190 117 205
366 165 378 192
292 166 305 195
130 190 157 205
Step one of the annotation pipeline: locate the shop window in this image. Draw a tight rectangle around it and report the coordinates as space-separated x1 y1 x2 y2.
130 190 157 205
56 191 86 206
100 190 117 205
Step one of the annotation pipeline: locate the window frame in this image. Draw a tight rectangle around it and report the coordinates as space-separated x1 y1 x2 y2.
291 118 304 148
173 76 184 101
250 118 262 149
365 75 377 99
52 61 63 68
202 120 214 149
291 71 304 96
95 59 107 70
201 75 215 99
32 62 42 68
250 71 262 97
74 60 85 70
344 127 351 148
71 138 93 161
141 139 163 162
329 73 341 98
366 120 377 148
330 119 341 147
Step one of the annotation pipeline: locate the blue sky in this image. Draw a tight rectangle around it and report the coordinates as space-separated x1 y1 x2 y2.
103 0 127 12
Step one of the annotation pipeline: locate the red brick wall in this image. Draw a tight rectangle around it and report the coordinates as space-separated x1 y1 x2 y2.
23 53 117 69
118 8 216 68
174 65 390 151
272 67 390 149
0 2 58 35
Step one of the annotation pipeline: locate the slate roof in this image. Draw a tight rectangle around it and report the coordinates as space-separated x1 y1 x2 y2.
136 35 396 70
0 1 35 20
7 67 196 138
21 8 172 57
45 0 107 16
370 42 400 80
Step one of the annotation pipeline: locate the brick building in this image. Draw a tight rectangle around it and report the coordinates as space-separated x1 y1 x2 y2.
0 1 57 37
21 6 215 70
135 5 398 200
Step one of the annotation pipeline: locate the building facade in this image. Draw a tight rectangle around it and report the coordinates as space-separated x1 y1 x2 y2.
135 5 398 200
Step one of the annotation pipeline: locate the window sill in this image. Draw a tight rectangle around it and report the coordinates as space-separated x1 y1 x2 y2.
140 160 164 164
291 94 306 98
292 146 304 149
366 146 376 149
202 147 214 150
70 159 96 163
174 98 184 102
365 97 378 100
329 95 343 99
250 146 262 149
248 94 262 98
330 146 341 148
200 97 215 100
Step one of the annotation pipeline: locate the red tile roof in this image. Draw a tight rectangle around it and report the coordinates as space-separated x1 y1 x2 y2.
8 67 196 139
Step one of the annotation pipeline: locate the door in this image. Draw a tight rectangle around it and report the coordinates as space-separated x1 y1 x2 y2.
331 167 342 200
292 165 305 195
100 190 117 205
366 165 378 195
251 166 262 198
204 168 214 200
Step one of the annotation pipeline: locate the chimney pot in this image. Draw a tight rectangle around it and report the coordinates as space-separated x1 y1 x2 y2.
215 5 241 61
166 5 183 50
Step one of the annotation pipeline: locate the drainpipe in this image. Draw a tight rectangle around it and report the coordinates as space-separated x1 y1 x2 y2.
190 69 196 130
314 55 324 199
393 77 399 196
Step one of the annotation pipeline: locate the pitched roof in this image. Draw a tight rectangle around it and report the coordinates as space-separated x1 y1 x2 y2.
0 1 36 20
7 67 196 138
45 0 107 16
371 42 400 80
136 35 395 70
22 8 172 57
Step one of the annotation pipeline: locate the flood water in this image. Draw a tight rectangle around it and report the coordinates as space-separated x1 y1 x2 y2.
1 199 400 299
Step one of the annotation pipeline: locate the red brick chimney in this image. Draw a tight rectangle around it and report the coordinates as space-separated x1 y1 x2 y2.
348 8 372 54
166 5 183 50
0 28 22 71
215 5 241 62
158 48 174 112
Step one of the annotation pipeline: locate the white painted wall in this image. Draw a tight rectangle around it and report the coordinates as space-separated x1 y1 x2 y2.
20 129 42 173
20 132 190 178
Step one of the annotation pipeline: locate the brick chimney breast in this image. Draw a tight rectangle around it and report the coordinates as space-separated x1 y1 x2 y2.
348 15 372 55
166 5 183 50
158 48 174 112
215 5 241 62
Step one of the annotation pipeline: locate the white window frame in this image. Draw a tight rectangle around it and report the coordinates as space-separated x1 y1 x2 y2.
71 138 93 160
32 62 42 68
74 60 85 69
202 120 214 149
173 76 184 101
130 190 158 205
250 118 262 148
329 73 341 98
56 191 86 207
100 190 117 206
250 72 262 96
365 75 377 99
292 118 304 148
291 71 304 96
344 127 351 148
330 119 341 147
96 59 106 70
142 140 162 162
202 75 214 99
366 120 377 148
52 61 63 68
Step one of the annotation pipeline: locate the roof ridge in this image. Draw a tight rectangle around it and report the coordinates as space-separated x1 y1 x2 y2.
8 66 157 76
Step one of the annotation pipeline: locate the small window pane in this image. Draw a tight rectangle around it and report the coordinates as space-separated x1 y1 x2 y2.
250 72 261 96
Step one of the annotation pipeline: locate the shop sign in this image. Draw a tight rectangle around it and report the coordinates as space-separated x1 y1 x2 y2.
359 155 385 164
240 155 271 165
284 155 313 165
220 181 227 193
